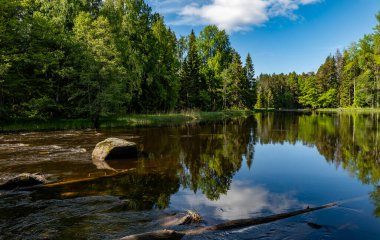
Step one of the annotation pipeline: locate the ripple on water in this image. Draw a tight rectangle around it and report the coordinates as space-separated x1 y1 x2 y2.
0 193 166 240
0 143 30 149
69 147 87 153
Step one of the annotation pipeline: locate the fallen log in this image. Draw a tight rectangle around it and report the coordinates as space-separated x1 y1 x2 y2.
19 169 132 191
121 203 336 240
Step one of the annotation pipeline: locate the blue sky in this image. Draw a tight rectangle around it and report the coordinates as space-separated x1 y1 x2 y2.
147 0 379 74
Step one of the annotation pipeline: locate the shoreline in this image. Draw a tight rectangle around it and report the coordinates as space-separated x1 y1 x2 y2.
2 108 380 132
0 110 254 133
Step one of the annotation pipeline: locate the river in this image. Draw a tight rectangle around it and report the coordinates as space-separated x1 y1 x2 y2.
1 112 380 239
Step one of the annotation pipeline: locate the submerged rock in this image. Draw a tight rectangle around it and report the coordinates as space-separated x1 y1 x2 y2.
92 138 138 170
0 173 48 190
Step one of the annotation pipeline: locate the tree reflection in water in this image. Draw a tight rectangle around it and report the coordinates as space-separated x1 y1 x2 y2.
32 112 380 217
255 112 380 216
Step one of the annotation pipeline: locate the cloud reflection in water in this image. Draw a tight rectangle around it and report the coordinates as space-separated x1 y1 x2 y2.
171 181 301 220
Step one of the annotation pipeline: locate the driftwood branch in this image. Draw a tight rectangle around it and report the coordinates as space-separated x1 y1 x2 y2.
121 203 336 240
18 169 132 191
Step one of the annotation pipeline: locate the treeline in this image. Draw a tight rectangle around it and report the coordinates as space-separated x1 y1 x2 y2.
2 0 379 123
256 12 380 109
0 0 256 124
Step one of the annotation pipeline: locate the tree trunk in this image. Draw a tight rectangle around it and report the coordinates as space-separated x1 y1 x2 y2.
121 203 336 240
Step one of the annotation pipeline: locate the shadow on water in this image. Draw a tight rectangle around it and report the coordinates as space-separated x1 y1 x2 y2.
1 113 380 239
32 170 180 210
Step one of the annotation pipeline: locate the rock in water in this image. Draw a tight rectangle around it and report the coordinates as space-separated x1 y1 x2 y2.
0 173 48 190
92 138 138 170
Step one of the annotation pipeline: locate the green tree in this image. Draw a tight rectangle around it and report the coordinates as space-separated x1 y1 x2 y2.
197 25 233 110
374 12 380 108
358 34 376 107
137 15 180 111
180 30 204 109
222 52 246 109
299 74 319 108
71 12 128 126
335 49 344 106
102 0 154 112
316 56 338 108
242 53 256 108
287 72 300 108
340 51 353 107
0 0 24 118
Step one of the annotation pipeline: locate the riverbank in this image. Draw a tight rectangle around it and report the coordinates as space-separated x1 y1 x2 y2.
316 108 380 113
4 108 380 132
0 110 254 132
273 108 380 114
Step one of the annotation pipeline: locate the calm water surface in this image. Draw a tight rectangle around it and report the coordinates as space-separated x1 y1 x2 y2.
1 112 380 239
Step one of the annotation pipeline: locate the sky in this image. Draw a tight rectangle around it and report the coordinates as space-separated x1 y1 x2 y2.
146 0 379 74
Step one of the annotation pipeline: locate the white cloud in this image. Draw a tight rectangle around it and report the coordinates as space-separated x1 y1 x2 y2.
168 0 321 32
170 181 302 220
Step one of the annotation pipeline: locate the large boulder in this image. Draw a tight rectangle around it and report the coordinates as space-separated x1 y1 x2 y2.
92 138 138 170
0 173 48 190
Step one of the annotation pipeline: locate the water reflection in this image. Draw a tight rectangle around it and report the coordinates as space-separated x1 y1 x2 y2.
255 112 380 216
32 171 180 210
177 119 256 200
171 181 300 220
9 113 378 214
1 113 380 238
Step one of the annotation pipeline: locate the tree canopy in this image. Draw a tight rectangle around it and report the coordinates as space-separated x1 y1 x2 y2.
1 0 380 124
0 0 256 123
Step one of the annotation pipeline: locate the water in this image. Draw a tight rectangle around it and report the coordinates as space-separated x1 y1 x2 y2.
0 112 380 239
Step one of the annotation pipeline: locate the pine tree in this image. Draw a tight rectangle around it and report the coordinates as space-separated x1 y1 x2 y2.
137 16 180 111
242 53 256 108
180 30 203 109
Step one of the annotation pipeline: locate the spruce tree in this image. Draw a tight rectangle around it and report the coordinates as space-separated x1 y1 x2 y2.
243 53 256 108
180 30 203 109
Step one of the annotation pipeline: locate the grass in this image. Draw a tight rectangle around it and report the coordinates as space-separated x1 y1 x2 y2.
316 108 380 113
0 110 254 132
0 119 94 132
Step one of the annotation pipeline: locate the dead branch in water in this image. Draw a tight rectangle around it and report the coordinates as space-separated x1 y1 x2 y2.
18 169 133 191
121 203 337 240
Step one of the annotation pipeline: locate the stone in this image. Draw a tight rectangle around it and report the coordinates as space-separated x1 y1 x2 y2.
92 138 138 170
0 173 48 190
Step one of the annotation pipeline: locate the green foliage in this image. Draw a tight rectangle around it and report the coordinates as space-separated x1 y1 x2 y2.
180 30 204 109
242 53 256 108
354 70 373 107
299 75 319 108
222 52 246 109
191 25 234 110
137 16 180 111
254 11 380 110
71 12 128 125
255 112 380 215
318 88 338 108
2 0 380 120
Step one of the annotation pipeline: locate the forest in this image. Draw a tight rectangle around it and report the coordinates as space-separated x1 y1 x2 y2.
1 0 380 124
256 14 380 110
0 0 255 125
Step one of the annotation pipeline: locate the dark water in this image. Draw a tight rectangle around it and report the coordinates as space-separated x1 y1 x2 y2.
1 112 380 239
